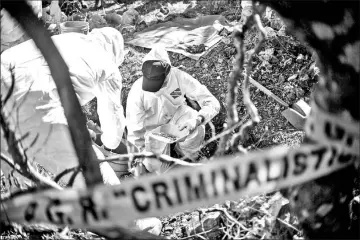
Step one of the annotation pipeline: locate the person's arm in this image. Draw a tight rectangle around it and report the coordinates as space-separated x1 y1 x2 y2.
126 81 147 151
180 69 221 124
96 68 125 150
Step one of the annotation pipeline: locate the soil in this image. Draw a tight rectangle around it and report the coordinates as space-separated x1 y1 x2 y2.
1 0 324 239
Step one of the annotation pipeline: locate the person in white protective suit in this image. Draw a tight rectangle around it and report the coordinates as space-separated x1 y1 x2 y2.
0 27 126 188
1 0 42 53
126 45 220 172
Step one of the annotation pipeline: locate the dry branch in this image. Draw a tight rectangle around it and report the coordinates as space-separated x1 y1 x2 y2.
229 5 267 150
216 3 266 155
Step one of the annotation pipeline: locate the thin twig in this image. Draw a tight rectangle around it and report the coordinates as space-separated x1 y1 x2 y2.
66 169 80 187
247 206 300 233
0 153 62 190
208 121 216 139
203 207 259 236
54 167 78 183
101 152 202 167
1 67 15 107
203 114 249 148
230 5 267 151
1 100 62 190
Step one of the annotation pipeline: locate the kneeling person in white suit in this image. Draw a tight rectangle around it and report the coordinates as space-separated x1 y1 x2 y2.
126 46 220 172
1 27 126 187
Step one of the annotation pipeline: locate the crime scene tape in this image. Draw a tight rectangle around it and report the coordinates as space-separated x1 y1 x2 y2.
1 143 358 229
304 100 359 156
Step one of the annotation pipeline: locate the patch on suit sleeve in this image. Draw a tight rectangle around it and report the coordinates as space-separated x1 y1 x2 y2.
170 88 182 99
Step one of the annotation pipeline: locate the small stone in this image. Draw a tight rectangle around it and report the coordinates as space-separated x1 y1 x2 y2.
121 8 140 26
287 74 298 81
287 92 296 102
278 74 285 83
296 54 304 63
133 217 162 236
187 212 222 239
164 226 173 232
88 14 107 30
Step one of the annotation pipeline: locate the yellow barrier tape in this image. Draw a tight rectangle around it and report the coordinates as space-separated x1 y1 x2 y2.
1 144 358 229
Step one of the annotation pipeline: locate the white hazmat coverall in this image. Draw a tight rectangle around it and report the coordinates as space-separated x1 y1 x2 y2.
126 46 220 171
0 27 126 187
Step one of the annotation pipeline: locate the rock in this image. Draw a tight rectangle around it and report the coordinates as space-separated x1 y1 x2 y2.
296 54 304 63
182 8 198 18
187 212 222 240
104 13 122 27
295 87 305 97
131 217 162 236
88 14 107 30
121 8 140 26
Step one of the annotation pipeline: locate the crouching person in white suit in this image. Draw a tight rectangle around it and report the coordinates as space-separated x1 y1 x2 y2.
126 45 220 173
0 27 126 188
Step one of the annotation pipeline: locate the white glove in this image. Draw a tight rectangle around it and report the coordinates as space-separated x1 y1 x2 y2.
178 116 203 132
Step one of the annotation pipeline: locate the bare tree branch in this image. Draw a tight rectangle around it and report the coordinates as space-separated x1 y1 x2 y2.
0 152 61 191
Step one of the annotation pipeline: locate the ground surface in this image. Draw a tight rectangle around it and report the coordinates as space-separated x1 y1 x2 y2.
1 0 320 239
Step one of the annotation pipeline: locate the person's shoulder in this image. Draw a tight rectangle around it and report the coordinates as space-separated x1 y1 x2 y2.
172 67 194 78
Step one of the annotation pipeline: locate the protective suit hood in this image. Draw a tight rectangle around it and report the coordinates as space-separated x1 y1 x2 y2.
89 27 125 66
142 45 172 66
